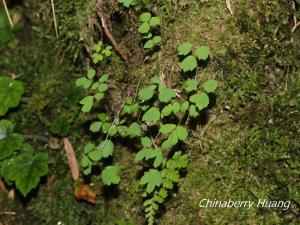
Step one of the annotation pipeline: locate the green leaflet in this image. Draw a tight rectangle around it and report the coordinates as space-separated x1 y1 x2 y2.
128 122 142 137
149 17 160 26
138 85 156 101
140 169 162 193
142 107 160 122
118 0 137 7
203 79 218 93
177 42 192 56
96 140 114 158
89 121 102 133
138 22 150 34
189 92 209 110
158 85 176 103
195 46 210 60
0 120 23 160
79 96 94 113
87 69 96 79
0 76 24 116
101 165 120 185
159 124 176 134
140 12 151 22
184 79 198 92
141 137 152 147
180 55 197 72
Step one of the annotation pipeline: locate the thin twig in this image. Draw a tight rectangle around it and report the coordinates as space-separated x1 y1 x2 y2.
96 0 128 61
104 91 131 143
1 211 16 215
291 1 300 33
50 0 59 38
132 80 141 102
23 134 49 143
2 0 13 28
292 21 300 33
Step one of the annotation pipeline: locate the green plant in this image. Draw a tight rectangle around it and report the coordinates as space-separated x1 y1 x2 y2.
0 76 48 197
0 9 13 45
91 41 113 64
116 219 135 225
77 36 217 224
76 42 121 186
177 42 210 72
118 0 137 8
0 76 24 116
126 76 217 224
76 70 109 113
138 12 161 49
0 120 48 196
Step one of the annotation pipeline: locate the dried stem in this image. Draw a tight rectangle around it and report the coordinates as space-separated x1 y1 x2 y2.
2 0 13 28
50 0 59 38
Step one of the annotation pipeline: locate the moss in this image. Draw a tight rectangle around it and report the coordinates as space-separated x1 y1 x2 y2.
1 0 299 224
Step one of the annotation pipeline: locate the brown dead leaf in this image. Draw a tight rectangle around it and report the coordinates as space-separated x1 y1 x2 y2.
63 138 79 181
74 184 96 204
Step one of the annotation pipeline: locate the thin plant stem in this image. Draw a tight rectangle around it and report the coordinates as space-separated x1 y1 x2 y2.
2 0 13 28
50 0 58 38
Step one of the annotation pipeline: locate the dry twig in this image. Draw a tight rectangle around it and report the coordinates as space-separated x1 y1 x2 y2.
225 0 234 16
50 0 59 38
2 0 13 27
96 0 128 61
291 0 300 33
